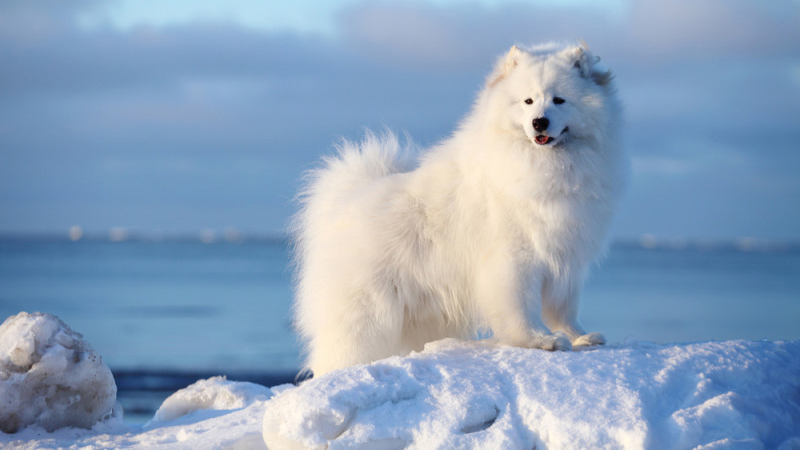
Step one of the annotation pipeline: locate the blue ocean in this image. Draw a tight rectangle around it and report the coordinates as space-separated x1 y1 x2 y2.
2 237 799 421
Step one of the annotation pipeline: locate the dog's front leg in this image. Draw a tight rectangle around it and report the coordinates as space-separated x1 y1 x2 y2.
542 280 606 348
474 255 571 351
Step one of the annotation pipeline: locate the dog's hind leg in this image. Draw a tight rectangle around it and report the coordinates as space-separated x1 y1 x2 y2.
307 291 405 377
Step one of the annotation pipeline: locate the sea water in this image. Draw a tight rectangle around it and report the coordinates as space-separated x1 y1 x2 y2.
2 238 799 374
0 238 297 373
2 237 799 422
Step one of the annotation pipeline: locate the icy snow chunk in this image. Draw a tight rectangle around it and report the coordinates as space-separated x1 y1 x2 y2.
262 339 800 449
152 376 272 423
0 312 118 433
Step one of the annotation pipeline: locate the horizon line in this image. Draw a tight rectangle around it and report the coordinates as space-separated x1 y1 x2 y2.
1 231 798 252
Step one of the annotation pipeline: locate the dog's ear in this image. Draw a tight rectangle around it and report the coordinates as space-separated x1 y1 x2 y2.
572 45 613 87
487 45 522 87
572 46 592 78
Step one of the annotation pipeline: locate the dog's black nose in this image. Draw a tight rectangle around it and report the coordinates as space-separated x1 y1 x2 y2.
532 117 549 132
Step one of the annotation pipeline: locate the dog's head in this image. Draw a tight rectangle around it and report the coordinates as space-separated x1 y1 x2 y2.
485 43 616 148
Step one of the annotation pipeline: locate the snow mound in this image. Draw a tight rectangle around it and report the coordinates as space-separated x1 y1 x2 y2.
152 376 273 423
1 376 274 450
0 312 118 433
262 339 800 449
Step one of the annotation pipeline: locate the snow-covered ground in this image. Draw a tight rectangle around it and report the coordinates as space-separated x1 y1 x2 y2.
2 313 799 449
262 339 800 449
1 375 273 449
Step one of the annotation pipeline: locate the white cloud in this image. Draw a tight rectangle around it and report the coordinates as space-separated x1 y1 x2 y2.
340 2 466 68
334 0 800 70
626 0 800 59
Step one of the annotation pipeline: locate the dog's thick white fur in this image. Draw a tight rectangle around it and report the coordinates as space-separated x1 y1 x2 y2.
293 43 626 377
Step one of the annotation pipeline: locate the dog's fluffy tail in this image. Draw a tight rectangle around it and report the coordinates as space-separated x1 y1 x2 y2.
312 130 411 194
293 130 412 233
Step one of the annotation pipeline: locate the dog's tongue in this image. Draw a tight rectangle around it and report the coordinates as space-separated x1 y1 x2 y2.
535 135 551 145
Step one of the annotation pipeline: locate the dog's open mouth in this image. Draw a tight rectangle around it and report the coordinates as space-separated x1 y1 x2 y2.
534 127 569 146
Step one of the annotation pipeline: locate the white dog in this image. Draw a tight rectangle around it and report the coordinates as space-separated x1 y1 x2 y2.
292 43 625 377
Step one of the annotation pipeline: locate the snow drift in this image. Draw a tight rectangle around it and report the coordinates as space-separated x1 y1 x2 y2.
0 312 119 433
151 375 272 423
262 339 800 449
1 375 272 450
1 311 798 449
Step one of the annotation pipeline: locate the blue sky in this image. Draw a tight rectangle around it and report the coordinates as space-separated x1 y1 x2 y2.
1 0 799 240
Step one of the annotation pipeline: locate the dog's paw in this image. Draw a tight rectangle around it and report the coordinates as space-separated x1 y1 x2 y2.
572 332 606 348
538 333 573 351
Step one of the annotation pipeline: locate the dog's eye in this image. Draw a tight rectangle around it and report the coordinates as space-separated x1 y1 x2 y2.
524 98 533 105
553 97 565 104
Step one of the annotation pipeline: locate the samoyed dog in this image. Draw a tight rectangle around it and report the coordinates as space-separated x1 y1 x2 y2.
293 42 625 377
